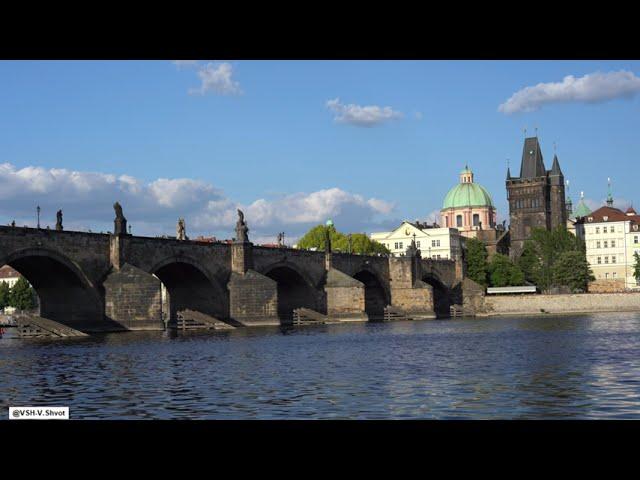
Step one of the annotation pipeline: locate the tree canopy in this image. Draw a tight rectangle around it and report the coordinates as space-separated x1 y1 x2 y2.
9 277 37 311
465 238 488 286
487 253 525 287
296 224 389 255
0 281 10 310
633 252 640 286
552 250 594 293
517 226 592 293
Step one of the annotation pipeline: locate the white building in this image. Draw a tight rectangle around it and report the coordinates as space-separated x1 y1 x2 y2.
370 221 463 260
0 265 21 288
0 265 22 314
583 205 640 291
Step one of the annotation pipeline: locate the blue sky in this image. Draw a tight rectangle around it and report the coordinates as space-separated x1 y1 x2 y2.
0 60 638 242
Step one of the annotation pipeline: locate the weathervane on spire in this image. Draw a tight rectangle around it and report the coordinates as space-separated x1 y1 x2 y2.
534 126 538 137
607 177 614 207
523 127 527 137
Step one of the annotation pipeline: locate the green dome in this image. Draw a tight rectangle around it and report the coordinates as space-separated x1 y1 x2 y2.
573 199 592 218
442 182 494 209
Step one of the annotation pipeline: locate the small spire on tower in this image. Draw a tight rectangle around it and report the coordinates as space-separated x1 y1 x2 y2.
606 177 614 207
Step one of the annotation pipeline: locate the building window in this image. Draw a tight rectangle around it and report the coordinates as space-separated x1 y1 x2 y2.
394 242 399 249
605 273 609 279
635 235 639 244
399 242 403 250
597 241 601 248
473 214 480 226
611 240 616 248
456 215 463 227
596 227 600 234
612 256 616 263
416 241 421 248
605 256 609 264
604 226 608 234
597 257 602 264
611 226 615 233
604 241 608 248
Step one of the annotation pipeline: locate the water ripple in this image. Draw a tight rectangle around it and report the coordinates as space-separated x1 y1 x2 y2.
2 313 640 419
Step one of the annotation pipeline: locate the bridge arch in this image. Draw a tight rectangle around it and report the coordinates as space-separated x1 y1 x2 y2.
0 247 103 330
149 255 229 323
421 273 452 318
352 269 389 321
261 262 322 324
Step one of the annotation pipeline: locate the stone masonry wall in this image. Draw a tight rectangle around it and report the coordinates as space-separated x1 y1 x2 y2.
588 279 627 293
103 263 163 330
391 281 435 319
228 270 278 326
481 292 640 316
325 268 366 321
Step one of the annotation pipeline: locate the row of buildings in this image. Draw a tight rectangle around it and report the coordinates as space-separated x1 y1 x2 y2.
369 135 640 291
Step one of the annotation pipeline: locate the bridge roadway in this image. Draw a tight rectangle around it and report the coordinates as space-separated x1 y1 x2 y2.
0 224 460 333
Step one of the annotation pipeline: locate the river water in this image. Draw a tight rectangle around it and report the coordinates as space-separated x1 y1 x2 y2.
2 313 640 419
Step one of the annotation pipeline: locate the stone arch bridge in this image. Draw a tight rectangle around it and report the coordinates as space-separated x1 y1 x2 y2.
0 223 461 332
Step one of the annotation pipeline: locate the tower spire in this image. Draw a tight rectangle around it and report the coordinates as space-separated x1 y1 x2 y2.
606 177 614 207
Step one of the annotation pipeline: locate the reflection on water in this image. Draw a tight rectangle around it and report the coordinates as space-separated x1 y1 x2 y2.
2 313 640 419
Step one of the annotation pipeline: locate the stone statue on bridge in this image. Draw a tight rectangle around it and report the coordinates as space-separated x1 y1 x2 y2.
177 218 187 241
235 209 249 242
113 202 128 236
324 226 331 253
405 233 421 258
56 210 63 231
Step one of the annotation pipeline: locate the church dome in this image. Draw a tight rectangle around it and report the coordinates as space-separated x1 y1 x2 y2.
442 167 494 210
573 198 592 218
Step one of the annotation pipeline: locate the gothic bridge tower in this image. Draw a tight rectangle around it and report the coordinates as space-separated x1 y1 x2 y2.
506 136 567 258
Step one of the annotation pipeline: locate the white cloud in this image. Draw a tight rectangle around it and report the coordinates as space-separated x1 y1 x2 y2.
583 197 631 212
172 60 199 69
499 70 640 114
188 62 242 96
423 209 440 226
326 98 403 127
0 163 395 239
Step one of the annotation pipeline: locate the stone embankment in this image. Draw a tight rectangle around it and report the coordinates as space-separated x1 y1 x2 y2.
462 278 640 317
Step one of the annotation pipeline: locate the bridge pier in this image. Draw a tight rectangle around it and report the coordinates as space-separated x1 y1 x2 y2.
103 235 164 330
228 239 280 326
324 268 368 322
389 256 436 319
103 263 164 330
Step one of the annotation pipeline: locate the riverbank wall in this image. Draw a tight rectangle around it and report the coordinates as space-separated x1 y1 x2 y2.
461 279 640 317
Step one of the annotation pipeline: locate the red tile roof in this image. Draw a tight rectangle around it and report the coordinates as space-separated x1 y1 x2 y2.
0 265 21 279
585 206 640 224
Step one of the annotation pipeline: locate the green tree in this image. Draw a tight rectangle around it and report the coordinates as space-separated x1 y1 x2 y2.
517 241 541 285
517 226 590 292
0 281 10 310
552 250 595 293
9 277 36 311
487 253 525 287
334 233 389 255
633 252 640 286
465 238 488 286
297 224 343 251
297 224 389 255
